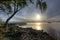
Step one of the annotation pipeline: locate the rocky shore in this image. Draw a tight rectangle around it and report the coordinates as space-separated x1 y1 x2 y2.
2 27 56 40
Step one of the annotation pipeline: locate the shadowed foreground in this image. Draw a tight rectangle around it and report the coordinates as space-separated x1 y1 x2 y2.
0 27 56 40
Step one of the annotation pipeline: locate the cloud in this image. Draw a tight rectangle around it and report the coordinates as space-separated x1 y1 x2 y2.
48 15 60 21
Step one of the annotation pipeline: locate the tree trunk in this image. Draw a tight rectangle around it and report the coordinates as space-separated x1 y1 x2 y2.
3 0 21 31
3 10 18 31
40 0 43 13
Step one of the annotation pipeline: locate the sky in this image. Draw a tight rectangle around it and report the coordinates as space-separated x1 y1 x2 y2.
0 0 60 23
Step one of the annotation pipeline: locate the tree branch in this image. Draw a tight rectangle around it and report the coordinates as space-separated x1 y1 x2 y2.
4 8 22 27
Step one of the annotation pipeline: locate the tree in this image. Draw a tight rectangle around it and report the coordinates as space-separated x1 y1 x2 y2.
0 0 32 30
0 17 2 24
36 0 47 13
0 17 3 28
0 0 47 31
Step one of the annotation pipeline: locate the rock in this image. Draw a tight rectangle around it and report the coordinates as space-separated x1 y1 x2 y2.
4 27 56 40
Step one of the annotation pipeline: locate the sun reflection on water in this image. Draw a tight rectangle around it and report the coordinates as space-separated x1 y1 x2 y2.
35 23 42 30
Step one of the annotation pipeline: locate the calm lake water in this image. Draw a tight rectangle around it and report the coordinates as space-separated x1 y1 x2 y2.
19 22 60 37
19 22 60 31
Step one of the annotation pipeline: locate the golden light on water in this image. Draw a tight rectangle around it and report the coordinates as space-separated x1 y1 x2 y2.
35 23 42 30
35 14 42 30
27 14 43 30
27 23 42 30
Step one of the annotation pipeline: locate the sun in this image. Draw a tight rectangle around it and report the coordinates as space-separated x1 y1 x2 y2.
36 14 41 20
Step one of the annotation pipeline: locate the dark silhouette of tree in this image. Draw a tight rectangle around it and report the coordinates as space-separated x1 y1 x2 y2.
36 0 47 13
0 17 2 24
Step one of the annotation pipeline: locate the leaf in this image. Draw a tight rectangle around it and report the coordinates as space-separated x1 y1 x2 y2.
18 0 27 8
29 0 34 4
36 0 41 8
0 6 5 12
15 0 19 3
36 0 47 12
42 2 47 10
0 2 6 12
0 1 12 14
